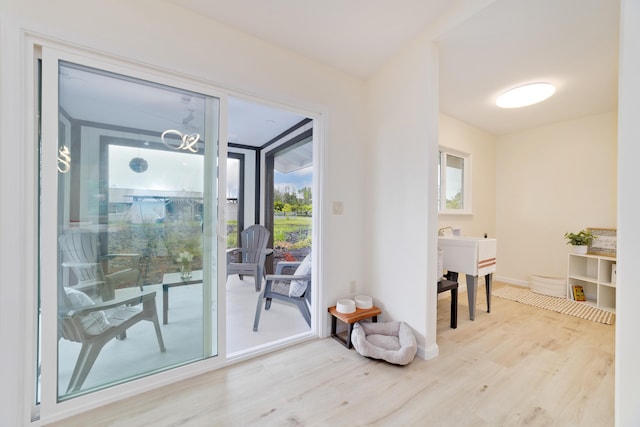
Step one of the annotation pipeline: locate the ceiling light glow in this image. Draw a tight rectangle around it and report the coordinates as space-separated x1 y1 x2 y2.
496 83 556 108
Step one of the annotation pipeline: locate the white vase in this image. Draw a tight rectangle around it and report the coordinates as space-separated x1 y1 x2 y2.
573 245 588 254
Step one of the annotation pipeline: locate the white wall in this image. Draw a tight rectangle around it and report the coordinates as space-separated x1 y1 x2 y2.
2 0 638 425
616 0 640 424
438 114 497 238
495 112 617 285
366 35 439 359
0 0 369 424
437 114 496 293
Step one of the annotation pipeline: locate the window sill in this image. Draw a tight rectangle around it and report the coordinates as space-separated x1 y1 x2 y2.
439 210 473 216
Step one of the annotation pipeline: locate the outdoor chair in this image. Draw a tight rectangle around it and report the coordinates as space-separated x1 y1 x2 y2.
59 229 143 300
227 224 271 292
59 286 166 393
253 254 311 331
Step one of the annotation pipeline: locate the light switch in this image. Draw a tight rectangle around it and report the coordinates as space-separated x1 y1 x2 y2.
332 201 344 215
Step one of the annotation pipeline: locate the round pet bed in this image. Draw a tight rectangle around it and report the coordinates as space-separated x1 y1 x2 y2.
351 321 417 365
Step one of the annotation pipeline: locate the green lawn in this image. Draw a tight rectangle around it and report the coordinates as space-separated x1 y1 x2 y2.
272 216 312 250
226 216 311 250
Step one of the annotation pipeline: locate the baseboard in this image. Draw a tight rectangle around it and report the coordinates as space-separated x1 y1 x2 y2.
444 275 529 294
494 275 528 287
417 342 439 360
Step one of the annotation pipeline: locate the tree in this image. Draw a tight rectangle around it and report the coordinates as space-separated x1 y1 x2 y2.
298 186 312 205
446 191 463 209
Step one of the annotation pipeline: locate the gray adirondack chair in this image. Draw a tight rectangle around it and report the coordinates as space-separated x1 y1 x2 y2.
59 229 142 301
227 224 271 292
59 286 166 393
253 254 311 331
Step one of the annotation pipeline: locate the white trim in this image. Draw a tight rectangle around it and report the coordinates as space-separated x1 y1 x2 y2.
13 28 328 424
494 276 529 287
37 43 230 422
255 100 323 342
438 145 473 215
216 94 229 359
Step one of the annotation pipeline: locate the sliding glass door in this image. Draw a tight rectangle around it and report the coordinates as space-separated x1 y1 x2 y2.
40 55 220 402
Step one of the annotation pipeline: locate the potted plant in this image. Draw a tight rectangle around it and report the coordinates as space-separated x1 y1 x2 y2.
564 229 596 254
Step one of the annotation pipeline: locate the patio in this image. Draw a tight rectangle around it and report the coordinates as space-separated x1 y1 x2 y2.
57 275 311 396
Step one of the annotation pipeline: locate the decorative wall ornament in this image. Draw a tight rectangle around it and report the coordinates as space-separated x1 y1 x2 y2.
129 157 149 173
57 145 71 173
161 129 200 153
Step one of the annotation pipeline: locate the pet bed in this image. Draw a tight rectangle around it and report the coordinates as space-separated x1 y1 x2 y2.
351 321 417 365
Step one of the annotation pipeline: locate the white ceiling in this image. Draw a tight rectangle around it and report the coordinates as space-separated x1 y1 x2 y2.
167 0 453 79
167 0 620 136
437 0 619 135
59 63 308 148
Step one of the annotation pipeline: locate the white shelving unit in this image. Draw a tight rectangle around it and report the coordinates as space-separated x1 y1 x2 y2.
567 253 616 313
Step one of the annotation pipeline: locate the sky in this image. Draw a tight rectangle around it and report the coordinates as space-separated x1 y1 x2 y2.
109 145 203 192
110 145 312 198
275 166 313 193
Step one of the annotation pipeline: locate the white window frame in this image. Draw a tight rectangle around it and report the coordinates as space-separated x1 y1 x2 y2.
12 29 326 426
35 40 228 422
438 146 472 215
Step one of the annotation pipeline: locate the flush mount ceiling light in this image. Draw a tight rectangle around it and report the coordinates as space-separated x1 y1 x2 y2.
496 82 556 108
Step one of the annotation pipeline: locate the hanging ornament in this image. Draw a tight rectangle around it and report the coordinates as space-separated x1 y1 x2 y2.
129 157 148 173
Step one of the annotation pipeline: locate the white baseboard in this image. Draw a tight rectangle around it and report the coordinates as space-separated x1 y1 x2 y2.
418 342 439 360
494 275 529 288
443 275 529 294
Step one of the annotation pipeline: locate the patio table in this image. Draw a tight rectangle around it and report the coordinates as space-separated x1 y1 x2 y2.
162 270 203 324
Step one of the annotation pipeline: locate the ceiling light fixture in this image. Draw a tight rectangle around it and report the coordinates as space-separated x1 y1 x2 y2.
496 82 556 108
129 157 148 173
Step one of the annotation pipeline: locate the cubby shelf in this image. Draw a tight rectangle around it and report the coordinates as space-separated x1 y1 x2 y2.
567 253 616 313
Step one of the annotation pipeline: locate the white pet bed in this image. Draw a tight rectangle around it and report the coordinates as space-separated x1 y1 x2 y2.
351 321 417 365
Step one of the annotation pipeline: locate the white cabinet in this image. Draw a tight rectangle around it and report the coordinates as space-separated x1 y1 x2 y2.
567 253 616 313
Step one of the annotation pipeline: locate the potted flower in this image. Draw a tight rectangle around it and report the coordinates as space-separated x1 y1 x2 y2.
176 250 194 279
564 230 596 254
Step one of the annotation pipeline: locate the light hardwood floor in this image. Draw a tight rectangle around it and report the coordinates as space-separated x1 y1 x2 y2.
47 282 615 426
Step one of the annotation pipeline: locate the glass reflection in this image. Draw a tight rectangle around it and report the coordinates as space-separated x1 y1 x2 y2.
55 61 216 399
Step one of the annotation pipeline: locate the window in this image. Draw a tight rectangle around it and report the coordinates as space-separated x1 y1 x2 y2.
39 57 220 405
438 147 472 214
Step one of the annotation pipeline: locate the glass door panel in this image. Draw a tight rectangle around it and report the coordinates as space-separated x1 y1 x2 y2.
53 61 218 400
269 138 313 270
